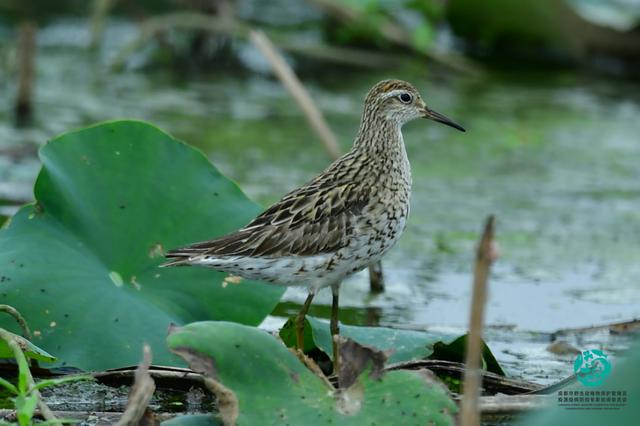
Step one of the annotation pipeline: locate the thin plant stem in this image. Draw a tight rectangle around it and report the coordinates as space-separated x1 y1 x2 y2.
0 305 31 340
460 215 496 426
0 328 59 424
248 29 342 159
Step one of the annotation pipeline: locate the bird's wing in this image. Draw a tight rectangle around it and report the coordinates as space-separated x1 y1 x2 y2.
164 180 369 261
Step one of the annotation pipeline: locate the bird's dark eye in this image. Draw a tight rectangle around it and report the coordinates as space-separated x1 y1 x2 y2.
399 93 412 103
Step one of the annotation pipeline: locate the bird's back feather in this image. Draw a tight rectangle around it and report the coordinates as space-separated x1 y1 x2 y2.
163 169 370 266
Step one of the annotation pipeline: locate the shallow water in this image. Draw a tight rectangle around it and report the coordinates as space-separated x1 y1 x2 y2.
1 19 639 382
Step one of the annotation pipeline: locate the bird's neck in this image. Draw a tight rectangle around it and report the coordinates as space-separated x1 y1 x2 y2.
349 115 411 186
353 115 405 157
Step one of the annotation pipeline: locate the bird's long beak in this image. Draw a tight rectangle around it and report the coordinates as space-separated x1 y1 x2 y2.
421 107 465 132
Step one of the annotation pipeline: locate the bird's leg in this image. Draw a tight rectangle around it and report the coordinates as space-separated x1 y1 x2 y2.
295 290 315 351
330 283 341 375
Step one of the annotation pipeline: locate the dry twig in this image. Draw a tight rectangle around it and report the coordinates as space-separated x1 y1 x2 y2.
116 344 156 426
249 30 342 159
460 215 497 426
89 0 117 49
0 305 32 340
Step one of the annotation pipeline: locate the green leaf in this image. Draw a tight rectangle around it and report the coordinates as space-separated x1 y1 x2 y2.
0 330 56 363
280 317 505 376
15 343 30 396
15 393 38 426
0 376 18 395
280 316 460 363
167 321 457 425
0 121 285 371
430 335 505 376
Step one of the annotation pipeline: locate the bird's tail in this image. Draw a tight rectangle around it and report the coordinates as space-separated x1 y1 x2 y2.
160 246 206 267
159 256 191 267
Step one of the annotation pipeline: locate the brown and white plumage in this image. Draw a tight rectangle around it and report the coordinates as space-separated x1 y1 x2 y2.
165 178 369 259
162 79 464 291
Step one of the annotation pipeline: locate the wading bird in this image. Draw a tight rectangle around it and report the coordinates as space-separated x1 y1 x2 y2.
162 79 465 372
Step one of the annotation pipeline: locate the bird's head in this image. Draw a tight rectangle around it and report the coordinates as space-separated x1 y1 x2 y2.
364 79 465 131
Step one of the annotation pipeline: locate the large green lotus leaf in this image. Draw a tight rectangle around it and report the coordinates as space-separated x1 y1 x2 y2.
0 121 284 371
167 321 456 425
